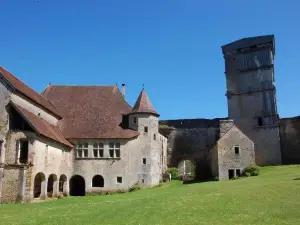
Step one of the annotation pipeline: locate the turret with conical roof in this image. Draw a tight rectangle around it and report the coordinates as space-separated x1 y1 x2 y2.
128 88 159 134
131 88 159 116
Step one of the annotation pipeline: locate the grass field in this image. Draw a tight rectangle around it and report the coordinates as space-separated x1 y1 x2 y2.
1 165 300 225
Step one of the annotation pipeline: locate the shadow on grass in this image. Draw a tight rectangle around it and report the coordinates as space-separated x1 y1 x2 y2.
293 178 300 180
182 179 217 185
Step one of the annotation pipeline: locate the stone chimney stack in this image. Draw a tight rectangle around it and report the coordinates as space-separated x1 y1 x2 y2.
121 84 126 98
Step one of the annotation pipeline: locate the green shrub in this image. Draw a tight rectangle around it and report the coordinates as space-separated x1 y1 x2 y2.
231 176 239 180
129 182 143 192
167 167 179 180
212 176 219 181
244 165 260 176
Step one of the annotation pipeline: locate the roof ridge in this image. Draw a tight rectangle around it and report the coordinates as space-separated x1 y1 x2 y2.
0 66 62 118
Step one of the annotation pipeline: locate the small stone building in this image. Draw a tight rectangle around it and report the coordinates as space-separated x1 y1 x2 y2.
209 124 255 180
0 66 168 203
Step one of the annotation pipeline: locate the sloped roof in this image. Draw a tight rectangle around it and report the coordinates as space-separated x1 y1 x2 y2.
11 102 72 148
0 66 62 118
131 89 159 116
41 85 139 139
221 35 275 54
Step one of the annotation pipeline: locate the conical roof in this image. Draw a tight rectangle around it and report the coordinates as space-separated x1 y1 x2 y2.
131 89 159 116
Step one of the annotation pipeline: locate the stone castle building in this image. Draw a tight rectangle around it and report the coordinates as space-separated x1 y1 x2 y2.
161 35 299 181
0 66 168 203
0 34 299 203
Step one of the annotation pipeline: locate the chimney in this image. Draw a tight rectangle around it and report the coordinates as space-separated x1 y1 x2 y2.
121 84 126 98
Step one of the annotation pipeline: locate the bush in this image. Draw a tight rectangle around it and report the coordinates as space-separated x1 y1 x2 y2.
244 165 260 176
167 167 179 180
212 176 219 181
129 182 143 192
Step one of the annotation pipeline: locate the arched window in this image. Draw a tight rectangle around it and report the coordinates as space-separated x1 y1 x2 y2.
92 175 104 187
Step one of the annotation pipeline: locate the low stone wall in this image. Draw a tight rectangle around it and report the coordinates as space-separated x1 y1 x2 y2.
279 116 300 164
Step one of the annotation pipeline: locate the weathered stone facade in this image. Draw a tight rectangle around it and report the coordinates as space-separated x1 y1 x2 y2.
160 119 255 180
209 125 255 180
0 71 168 203
222 35 282 166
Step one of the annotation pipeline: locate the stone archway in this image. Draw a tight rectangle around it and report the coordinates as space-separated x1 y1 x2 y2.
33 172 46 199
92 175 104 187
69 175 85 196
59 174 68 196
47 174 58 198
178 159 196 181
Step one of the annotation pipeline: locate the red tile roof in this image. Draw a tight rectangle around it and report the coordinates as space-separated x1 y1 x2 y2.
11 103 72 148
131 89 159 116
41 85 139 139
0 66 62 118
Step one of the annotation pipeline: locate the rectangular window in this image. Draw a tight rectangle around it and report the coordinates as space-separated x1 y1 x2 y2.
117 177 122 183
19 140 29 164
143 158 146 165
142 179 144 183
258 117 263 126
153 134 156 140
144 126 148 133
109 141 121 158
93 143 104 158
0 140 3 158
234 146 240 154
76 143 88 158
133 117 137 124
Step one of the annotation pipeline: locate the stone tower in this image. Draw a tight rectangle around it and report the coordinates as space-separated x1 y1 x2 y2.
127 88 163 186
221 35 282 166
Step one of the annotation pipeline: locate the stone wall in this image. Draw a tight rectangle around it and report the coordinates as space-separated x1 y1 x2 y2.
279 116 300 164
159 118 233 180
0 76 13 199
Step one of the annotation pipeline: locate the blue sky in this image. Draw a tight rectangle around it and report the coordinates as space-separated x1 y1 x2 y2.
0 0 299 120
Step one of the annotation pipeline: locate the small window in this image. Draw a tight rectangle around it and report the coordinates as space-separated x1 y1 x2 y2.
142 179 144 183
19 140 29 163
0 140 3 158
133 117 137 124
258 117 263 126
144 126 148 133
236 169 241 177
143 158 146 165
117 177 122 183
153 134 156 140
234 146 240 154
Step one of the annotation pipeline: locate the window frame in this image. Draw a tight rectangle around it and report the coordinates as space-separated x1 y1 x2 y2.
234 146 240 154
93 142 104 158
109 141 121 158
76 142 88 158
117 176 122 184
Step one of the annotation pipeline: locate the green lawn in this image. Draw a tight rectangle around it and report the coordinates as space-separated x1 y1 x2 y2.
1 165 300 225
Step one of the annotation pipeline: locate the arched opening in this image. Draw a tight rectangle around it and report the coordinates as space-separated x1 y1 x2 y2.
33 172 46 199
69 175 85 196
178 159 196 181
47 174 58 197
92 175 104 187
59 174 68 196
